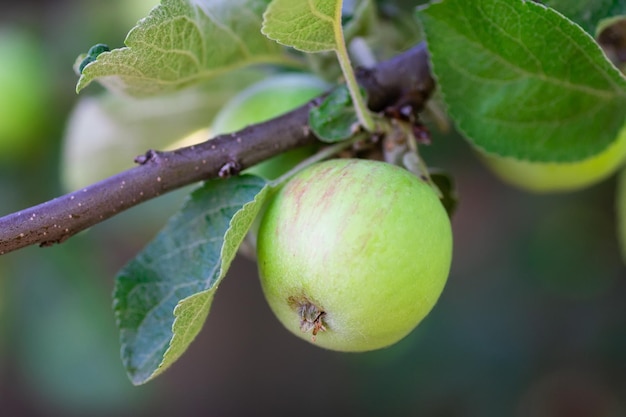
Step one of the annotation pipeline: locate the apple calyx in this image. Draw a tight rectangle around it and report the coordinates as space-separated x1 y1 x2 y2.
288 296 327 341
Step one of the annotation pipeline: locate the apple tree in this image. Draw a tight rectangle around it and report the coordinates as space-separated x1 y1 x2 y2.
0 0 625 394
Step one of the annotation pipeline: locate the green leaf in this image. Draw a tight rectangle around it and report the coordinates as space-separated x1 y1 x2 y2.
77 0 293 96
309 85 359 142
261 0 342 52
113 175 270 385
417 0 626 162
618 166 626 263
542 0 626 35
63 69 264 191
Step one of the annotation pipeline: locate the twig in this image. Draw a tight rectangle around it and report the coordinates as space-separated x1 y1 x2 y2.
0 42 434 255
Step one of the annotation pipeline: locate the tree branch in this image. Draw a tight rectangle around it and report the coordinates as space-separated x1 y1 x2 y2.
0 42 434 255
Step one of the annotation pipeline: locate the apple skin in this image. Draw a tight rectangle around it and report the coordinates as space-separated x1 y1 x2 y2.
481 127 626 193
211 73 329 180
256 159 453 352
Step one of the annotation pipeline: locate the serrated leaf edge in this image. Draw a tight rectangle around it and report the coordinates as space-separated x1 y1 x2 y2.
418 0 626 162
139 181 271 384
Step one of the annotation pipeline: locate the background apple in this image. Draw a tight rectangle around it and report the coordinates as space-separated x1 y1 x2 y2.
480 126 626 193
211 72 329 180
0 27 52 161
256 158 453 352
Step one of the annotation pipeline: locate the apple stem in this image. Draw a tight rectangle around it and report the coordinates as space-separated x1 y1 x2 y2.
333 19 377 133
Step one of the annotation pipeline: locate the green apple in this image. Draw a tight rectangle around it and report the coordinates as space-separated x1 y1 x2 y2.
211 73 328 180
0 28 51 159
481 127 626 193
256 159 453 351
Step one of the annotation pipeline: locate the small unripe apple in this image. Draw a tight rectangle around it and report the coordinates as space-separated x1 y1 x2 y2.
0 28 51 159
211 73 328 179
256 159 453 351
480 127 626 192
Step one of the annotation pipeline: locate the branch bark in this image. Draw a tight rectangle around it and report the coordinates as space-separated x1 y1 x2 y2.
0 42 434 255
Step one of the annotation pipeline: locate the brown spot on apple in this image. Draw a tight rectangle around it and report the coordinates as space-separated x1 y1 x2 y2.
287 295 327 341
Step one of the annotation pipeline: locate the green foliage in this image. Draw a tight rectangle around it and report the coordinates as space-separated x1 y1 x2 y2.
76 0 293 96
62 0 626 384
113 175 269 384
417 0 626 162
309 85 360 142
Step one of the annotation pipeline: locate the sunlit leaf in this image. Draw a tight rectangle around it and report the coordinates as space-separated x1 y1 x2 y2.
77 0 294 96
261 0 342 52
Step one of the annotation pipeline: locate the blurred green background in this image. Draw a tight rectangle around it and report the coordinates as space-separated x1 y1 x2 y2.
1 1 625 416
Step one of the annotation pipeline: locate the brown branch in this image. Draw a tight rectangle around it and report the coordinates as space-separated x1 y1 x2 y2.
0 42 434 255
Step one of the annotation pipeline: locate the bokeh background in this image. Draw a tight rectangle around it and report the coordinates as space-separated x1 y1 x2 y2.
1 1 625 416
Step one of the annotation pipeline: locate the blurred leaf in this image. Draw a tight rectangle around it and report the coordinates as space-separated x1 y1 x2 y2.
62 69 265 191
417 0 626 162
76 0 293 96
542 0 626 35
262 0 342 52
618 167 626 263
309 85 359 142
113 175 269 385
